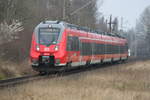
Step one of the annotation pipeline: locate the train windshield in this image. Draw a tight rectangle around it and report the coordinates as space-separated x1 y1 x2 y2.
39 28 60 46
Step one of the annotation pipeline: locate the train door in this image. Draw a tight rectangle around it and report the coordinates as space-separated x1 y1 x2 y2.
103 35 107 60
79 39 83 64
118 39 121 59
66 36 72 63
91 43 94 64
79 39 83 65
67 35 81 67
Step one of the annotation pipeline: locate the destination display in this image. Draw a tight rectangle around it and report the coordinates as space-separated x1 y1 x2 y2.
39 28 60 34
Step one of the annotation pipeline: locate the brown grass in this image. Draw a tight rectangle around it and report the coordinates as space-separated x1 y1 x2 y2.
0 59 33 79
0 60 150 100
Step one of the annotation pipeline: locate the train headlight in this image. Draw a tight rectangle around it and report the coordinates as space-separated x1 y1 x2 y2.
36 45 40 51
54 45 59 51
128 49 131 57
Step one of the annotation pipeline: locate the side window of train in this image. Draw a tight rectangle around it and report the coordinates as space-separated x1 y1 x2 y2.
74 37 79 51
67 36 79 51
67 36 72 51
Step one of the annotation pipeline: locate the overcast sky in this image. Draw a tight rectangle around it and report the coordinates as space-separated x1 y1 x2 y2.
98 0 150 29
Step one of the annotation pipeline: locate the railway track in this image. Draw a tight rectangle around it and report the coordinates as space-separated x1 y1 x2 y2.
0 74 47 88
0 58 140 88
0 68 94 88
0 64 113 88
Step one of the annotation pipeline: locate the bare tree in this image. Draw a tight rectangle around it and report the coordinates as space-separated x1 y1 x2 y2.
130 5 150 57
0 20 24 44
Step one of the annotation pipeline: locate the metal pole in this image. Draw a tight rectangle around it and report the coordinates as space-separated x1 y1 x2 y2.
63 0 66 20
109 15 112 33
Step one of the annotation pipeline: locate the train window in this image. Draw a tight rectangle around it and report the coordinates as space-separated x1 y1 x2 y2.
39 28 60 46
93 43 97 55
67 36 79 51
74 37 79 51
80 42 92 56
67 37 72 51
79 41 127 55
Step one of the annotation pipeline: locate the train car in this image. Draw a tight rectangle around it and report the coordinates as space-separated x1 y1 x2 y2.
30 20 128 73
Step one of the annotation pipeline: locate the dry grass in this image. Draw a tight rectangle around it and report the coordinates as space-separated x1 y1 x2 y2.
0 60 150 100
0 59 33 79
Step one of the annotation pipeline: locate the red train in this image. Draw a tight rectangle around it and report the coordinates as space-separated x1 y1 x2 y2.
30 21 128 73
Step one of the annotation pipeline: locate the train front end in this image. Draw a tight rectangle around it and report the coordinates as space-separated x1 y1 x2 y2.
30 21 66 72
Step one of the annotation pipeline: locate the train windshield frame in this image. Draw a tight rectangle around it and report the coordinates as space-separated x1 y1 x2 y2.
38 28 60 46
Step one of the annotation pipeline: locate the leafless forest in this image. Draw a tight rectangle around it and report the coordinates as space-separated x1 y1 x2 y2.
127 6 150 58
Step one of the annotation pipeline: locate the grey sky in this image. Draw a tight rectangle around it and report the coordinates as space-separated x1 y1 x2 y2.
98 0 150 29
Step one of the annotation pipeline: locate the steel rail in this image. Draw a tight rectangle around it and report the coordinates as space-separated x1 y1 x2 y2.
0 58 138 88
0 74 44 88
0 63 117 88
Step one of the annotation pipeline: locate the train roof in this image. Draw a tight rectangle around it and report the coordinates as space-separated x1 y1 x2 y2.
39 20 126 39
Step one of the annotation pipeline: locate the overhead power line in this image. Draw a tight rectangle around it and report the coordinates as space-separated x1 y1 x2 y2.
70 0 94 16
63 0 94 20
